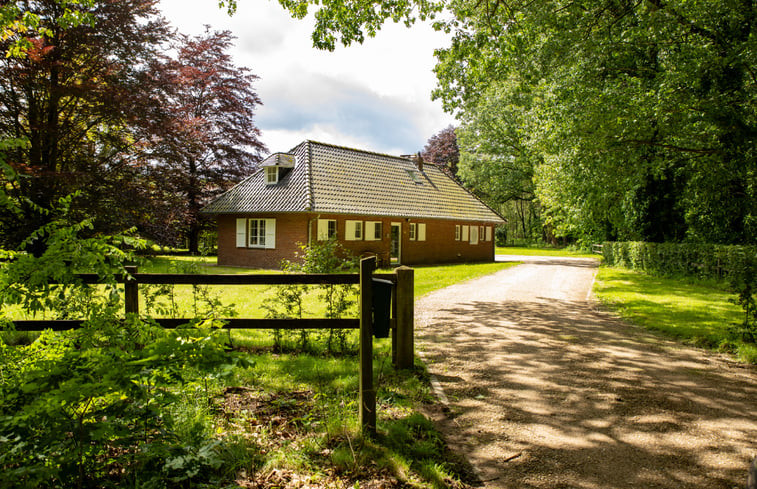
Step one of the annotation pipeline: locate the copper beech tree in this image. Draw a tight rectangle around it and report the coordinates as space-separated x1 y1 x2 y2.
0 2 265 252
147 29 266 253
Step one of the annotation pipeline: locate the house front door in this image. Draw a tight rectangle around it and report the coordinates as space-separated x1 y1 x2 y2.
390 223 401 264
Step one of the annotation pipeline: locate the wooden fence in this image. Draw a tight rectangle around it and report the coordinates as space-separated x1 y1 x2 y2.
7 256 413 434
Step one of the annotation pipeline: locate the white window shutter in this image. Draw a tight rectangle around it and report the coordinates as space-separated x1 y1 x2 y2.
486 226 492 241
346 221 362 241
365 221 375 240
236 218 247 247
418 223 426 241
462 225 469 241
317 219 328 240
264 218 276 249
470 225 479 244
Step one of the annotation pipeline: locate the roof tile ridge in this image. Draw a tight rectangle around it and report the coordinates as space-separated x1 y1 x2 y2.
304 139 411 164
304 141 314 211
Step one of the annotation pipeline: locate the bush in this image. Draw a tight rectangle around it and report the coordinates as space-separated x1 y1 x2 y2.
601 241 757 281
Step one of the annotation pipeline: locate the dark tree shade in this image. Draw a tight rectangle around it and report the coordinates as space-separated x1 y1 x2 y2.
0 0 172 249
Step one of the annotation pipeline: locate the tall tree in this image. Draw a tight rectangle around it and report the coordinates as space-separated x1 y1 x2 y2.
421 125 459 178
252 0 756 245
0 0 172 249
148 28 266 253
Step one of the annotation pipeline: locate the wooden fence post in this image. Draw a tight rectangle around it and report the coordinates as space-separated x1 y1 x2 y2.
124 266 138 316
395 266 414 370
359 256 376 435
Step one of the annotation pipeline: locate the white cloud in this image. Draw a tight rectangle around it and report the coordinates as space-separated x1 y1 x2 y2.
158 0 456 155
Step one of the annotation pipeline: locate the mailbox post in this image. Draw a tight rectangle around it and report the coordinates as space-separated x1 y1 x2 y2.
359 256 376 435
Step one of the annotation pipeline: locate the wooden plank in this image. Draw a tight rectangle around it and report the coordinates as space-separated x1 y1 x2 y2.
10 318 359 331
124 266 139 315
359 256 376 436
395 266 415 370
57 272 389 286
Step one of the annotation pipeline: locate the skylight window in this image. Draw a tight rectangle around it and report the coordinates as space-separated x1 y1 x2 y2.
406 170 422 184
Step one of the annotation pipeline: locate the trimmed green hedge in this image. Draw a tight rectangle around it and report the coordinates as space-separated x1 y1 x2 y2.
602 242 757 280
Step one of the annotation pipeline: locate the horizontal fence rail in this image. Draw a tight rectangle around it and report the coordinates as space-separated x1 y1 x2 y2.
3 260 415 435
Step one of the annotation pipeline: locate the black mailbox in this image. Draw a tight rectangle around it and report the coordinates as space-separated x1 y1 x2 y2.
371 278 393 338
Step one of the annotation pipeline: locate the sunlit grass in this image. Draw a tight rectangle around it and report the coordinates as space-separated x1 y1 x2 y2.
594 266 757 363
407 261 520 298
496 246 599 259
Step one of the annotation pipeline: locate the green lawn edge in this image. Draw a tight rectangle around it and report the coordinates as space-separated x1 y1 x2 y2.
593 266 757 364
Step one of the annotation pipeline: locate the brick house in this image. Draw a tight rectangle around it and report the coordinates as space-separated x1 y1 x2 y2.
201 140 505 269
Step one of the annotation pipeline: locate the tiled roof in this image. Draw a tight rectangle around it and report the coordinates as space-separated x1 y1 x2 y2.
202 141 505 223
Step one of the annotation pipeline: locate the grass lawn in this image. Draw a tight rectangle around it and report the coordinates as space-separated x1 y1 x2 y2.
594 266 757 363
496 246 599 259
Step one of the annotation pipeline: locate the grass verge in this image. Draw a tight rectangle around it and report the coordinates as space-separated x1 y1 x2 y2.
496 246 599 259
594 266 757 364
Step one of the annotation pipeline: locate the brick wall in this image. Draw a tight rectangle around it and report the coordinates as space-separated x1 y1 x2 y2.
217 213 309 269
216 213 496 269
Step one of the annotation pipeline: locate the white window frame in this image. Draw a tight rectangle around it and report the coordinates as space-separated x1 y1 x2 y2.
469 225 479 245
409 223 417 241
243 218 276 249
265 167 278 185
365 221 382 241
462 225 469 242
418 223 426 241
455 225 461 241
317 219 337 240
345 220 363 241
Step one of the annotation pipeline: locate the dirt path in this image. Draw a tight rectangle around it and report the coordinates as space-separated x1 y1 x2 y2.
416 256 757 489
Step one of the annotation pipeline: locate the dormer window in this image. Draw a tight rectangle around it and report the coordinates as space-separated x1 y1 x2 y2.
265 167 278 185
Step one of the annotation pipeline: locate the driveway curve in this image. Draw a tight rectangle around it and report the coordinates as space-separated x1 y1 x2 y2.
416 255 757 489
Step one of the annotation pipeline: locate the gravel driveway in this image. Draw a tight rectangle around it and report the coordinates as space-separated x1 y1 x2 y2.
416 255 757 489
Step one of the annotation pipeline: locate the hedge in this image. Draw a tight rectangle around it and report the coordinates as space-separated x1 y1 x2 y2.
602 242 757 281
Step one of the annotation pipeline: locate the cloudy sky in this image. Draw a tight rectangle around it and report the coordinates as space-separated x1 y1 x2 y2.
158 0 456 156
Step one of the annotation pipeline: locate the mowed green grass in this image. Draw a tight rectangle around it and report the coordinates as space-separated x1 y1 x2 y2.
594 266 757 363
2 257 520 321
496 246 599 259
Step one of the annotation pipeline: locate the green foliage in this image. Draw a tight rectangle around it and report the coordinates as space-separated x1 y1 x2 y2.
263 239 358 353
601 241 757 281
0 316 251 488
0 194 147 320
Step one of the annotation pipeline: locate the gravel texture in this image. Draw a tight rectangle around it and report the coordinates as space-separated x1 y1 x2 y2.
416 256 757 489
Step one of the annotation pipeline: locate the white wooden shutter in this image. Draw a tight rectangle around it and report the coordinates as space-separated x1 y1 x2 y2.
462 225 469 241
470 225 479 244
365 221 376 240
485 226 492 241
264 218 276 249
418 223 426 241
317 219 329 240
345 220 362 241
236 218 247 248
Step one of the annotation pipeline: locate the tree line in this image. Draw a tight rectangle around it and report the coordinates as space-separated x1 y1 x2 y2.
0 0 266 254
267 0 754 246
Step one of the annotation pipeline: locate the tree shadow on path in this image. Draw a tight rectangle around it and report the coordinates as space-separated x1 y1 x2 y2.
419 296 757 489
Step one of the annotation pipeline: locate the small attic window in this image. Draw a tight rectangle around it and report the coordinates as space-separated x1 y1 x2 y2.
265 167 278 185
406 169 422 184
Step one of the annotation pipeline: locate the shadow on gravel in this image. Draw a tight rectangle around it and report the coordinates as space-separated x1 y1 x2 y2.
419 298 757 489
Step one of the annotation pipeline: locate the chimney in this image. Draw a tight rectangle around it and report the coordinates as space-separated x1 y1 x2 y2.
416 152 424 172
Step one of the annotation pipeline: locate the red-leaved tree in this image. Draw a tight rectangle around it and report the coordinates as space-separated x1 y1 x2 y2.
147 28 266 253
421 125 459 179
